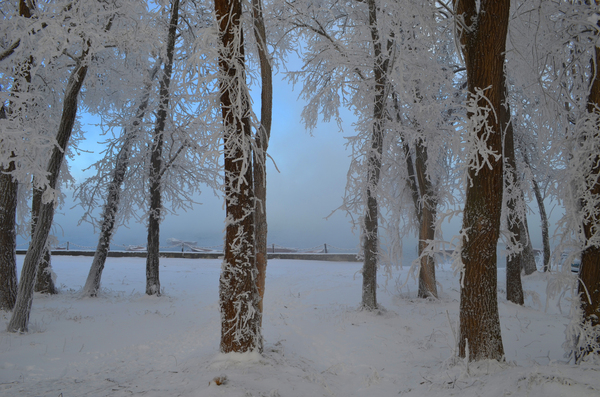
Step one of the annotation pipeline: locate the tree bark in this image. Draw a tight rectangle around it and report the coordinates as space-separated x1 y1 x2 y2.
519 212 538 275
146 0 179 296
415 140 438 299
0 149 18 311
455 0 509 361
83 66 158 297
7 59 88 332
252 0 272 323
0 0 34 310
32 184 57 294
362 0 389 310
531 175 551 272
502 83 524 305
215 0 262 353
575 39 600 361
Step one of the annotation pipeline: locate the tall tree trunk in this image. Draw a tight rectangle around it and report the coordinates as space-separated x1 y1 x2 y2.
575 38 600 361
0 145 18 311
0 0 34 310
252 0 272 323
83 66 158 297
215 0 262 353
146 0 179 296
7 60 88 332
415 140 438 299
31 184 57 294
455 0 509 361
362 0 389 310
502 80 524 305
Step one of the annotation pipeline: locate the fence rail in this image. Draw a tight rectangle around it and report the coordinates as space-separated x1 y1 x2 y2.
15 241 361 262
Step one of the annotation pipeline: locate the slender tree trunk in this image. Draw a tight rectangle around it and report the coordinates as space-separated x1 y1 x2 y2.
455 0 509 361
519 212 538 275
0 148 18 311
362 0 389 310
502 83 524 305
415 141 438 299
215 0 262 353
7 60 88 332
146 0 179 296
252 0 272 323
531 175 551 272
31 184 57 294
83 67 158 297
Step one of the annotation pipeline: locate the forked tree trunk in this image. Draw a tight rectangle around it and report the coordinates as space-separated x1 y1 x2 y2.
252 0 272 323
83 66 158 297
215 0 262 353
455 0 509 361
7 60 88 332
32 185 57 294
146 0 179 296
362 0 389 310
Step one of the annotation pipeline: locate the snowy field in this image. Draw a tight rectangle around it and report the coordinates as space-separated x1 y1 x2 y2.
1 255 599 397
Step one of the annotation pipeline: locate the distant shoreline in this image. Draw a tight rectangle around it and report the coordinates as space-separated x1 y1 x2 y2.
16 250 361 262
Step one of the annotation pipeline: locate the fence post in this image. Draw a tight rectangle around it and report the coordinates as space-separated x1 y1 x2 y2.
324 243 328 253
67 241 69 251
272 243 275 253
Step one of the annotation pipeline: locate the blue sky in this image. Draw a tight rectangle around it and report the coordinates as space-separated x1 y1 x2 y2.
36 69 361 252
17 59 561 259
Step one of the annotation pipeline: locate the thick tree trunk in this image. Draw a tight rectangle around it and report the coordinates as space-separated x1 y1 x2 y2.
83 67 158 297
0 1 33 309
455 0 509 361
252 0 272 323
0 155 18 311
146 0 179 296
32 185 57 294
575 41 600 361
416 141 437 299
215 0 262 353
362 0 389 310
8 60 88 332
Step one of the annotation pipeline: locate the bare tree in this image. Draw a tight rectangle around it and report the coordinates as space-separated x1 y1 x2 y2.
7 51 89 332
146 0 180 296
360 0 392 310
82 65 159 297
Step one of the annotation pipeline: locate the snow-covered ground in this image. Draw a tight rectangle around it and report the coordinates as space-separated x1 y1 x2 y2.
1 255 598 396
